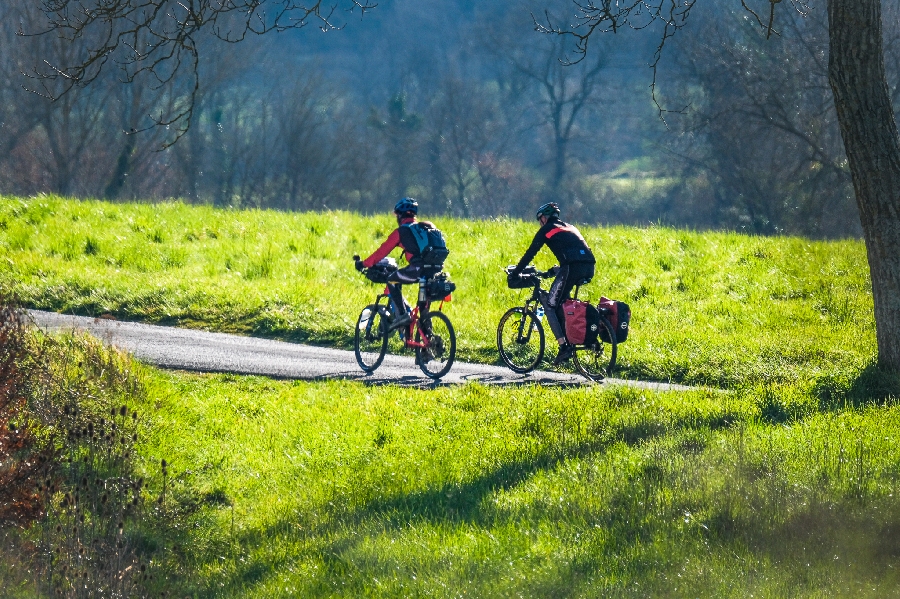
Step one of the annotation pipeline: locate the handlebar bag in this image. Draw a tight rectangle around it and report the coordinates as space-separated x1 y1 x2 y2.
507 274 536 289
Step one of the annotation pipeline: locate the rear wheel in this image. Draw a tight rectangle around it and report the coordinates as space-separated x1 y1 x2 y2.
573 317 617 381
496 307 545 373
354 304 388 373
416 311 456 379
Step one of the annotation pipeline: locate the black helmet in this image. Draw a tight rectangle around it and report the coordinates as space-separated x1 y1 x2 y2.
394 197 419 215
535 202 560 220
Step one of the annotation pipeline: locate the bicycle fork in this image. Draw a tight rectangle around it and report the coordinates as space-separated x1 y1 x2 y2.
516 297 546 344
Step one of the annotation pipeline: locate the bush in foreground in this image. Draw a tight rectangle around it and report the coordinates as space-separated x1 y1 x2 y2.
0 298 169 597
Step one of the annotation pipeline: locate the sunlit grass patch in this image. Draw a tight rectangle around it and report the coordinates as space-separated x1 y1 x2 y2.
128 368 900 597
0 194 874 389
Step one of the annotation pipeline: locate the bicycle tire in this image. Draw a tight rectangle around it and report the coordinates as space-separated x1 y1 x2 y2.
416 311 456 379
573 317 617 381
354 304 389 373
496 307 545 373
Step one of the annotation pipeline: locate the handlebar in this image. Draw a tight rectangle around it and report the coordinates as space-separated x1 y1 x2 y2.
503 265 552 279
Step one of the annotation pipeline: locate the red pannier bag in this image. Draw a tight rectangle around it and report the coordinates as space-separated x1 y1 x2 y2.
563 299 600 345
598 297 631 343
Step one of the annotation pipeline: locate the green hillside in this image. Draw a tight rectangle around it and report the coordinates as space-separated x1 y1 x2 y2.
1 195 898 597
0 195 875 390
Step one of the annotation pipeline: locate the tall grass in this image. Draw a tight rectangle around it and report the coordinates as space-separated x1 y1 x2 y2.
2 195 899 597
130 369 900 598
0 195 875 388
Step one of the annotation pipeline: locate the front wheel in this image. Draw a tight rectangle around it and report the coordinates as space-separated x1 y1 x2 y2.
573 318 617 381
416 311 456 379
497 306 545 373
354 304 389 373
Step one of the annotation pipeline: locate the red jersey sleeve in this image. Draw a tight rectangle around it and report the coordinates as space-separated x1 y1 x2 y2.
363 229 402 268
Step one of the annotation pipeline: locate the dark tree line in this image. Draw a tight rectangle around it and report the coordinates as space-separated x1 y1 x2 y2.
662 3 868 236
0 0 896 240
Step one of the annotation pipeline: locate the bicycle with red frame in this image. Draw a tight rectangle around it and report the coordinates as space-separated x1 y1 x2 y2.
352 255 457 380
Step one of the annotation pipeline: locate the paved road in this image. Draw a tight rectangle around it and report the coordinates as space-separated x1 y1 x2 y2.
28 310 691 391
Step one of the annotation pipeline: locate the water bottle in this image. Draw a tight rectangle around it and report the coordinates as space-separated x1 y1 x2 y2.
359 308 371 330
536 306 545 320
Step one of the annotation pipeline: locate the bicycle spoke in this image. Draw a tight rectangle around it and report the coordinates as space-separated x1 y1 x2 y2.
497 307 545 373
416 311 456 379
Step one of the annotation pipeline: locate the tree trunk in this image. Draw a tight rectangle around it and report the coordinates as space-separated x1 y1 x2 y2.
828 0 900 371
103 130 137 200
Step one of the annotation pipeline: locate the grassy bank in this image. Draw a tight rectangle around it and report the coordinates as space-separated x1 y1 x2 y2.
2 194 897 597
0 195 874 388
134 368 900 598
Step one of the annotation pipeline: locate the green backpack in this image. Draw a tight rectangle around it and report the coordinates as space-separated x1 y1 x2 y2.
402 222 449 267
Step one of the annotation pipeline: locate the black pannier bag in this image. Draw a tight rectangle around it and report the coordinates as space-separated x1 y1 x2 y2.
365 257 398 284
426 272 456 300
598 297 631 343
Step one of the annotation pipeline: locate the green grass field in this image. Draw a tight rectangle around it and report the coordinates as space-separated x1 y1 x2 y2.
0 195 875 389
138 370 900 598
2 195 897 597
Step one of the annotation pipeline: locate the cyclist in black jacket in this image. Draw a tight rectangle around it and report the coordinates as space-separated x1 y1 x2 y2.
509 202 596 364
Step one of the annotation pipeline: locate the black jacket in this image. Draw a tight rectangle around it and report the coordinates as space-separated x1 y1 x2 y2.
513 217 595 275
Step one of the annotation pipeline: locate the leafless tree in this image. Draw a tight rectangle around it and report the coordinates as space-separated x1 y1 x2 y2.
272 70 370 211
548 0 900 372
665 5 856 236
486 2 610 200
31 0 376 143
425 75 515 217
0 0 177 198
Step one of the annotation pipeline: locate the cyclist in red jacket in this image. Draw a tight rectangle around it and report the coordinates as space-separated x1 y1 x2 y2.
355 197 436 330
509 202 596 364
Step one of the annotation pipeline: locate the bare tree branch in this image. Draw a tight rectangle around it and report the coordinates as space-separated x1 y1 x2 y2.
29 0 376 143
536 0 813 122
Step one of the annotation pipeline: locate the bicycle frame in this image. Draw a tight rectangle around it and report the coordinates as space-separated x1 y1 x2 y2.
376 279 448 350
514 277 589 346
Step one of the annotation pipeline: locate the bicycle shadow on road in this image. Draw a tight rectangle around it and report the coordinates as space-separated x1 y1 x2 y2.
315 371 591 390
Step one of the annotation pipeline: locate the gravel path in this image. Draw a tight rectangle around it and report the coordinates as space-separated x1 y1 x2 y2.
29 310 692 391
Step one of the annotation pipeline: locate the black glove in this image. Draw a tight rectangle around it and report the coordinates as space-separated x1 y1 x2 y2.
355 259 365 272
547 265 560 277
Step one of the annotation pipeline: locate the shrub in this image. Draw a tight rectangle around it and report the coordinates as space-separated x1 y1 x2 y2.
0 296 167 596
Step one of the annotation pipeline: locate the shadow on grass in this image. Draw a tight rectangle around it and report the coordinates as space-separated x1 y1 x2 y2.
817 362 900 410
186 413 738 597
179 435 624 597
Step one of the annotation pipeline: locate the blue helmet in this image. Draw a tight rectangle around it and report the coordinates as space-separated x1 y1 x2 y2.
535 202 560 220
394 197 419 215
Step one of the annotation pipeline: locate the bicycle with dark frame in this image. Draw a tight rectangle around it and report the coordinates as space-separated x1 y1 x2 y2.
497 264 617 381
353 255 457 380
